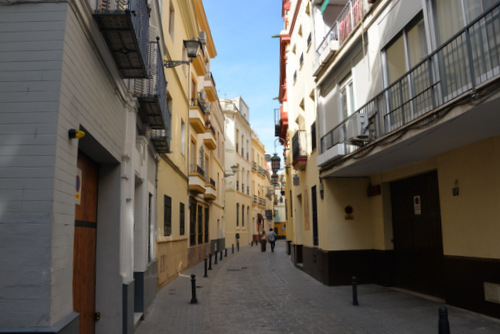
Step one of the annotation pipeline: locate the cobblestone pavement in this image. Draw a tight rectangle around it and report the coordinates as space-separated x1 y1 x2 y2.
135 241 500 333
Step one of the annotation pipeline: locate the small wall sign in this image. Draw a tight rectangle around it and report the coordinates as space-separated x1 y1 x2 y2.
76 168 82 205
413 195 421 215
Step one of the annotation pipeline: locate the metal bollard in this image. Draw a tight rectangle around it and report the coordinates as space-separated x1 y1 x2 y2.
232 244 234 253
208 254 212 270
237 240 240 252
214 252 218 265
225 248 227 257
220 250 223 261
352 276 359 306
204 258 208 277
190 274 198 304
438 306 450 334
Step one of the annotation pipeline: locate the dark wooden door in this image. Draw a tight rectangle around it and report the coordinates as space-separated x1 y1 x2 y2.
73 153 98 334
390 171 444 298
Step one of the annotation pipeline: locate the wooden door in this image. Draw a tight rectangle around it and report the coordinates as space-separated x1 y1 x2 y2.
390 171 444 298
73 153 99 334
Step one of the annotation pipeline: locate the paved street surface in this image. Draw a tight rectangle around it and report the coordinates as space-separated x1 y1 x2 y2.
136 241 500 333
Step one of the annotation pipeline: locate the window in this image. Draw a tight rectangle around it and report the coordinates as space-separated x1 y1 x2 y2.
148 194 153 262
197 205 203 244
163 195 172 236
190 138 196 173
384 13 430 129
311 186 318 246
311 122 317 151
169 3 175 39
190 198 196 246
181 120 185 155
432 0 499 44
204 207 209 243
386 14 427 85
339 75 355 119
236 204 239 226
179 202 185 235
242 204 245 227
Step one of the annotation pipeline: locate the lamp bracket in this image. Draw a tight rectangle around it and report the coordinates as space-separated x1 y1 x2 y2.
164 60 190 68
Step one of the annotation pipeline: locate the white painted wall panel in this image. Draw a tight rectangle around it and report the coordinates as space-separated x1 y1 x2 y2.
0 1 66 327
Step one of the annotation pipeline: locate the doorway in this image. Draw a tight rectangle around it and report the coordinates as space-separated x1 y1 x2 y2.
73 152 99 334
390 171 444 298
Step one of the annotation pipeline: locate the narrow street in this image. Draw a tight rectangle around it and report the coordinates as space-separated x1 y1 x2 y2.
135 241 500 333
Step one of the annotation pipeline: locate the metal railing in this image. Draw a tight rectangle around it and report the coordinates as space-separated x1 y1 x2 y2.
94 0 149 69
292 130 307 162
320 3 500 157
316 0 365 62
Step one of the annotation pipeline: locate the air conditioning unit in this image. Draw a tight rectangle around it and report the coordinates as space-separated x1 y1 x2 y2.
345 113 368 143
198 90 207 103
199 31 207 44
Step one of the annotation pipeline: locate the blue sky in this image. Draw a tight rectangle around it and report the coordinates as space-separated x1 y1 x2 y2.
203 1 283 155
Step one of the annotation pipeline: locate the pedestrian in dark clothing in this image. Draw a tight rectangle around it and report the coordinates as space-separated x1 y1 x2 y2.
268 228 277 252
260 231 267 252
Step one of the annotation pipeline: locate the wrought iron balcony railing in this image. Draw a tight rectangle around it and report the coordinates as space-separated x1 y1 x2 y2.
292 130 308 170
129 39 170 153
319 3 500 164
94 0 149 78
315 0 365 67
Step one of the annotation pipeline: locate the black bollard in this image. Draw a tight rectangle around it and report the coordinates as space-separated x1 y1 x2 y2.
352 276 359 306
237 240 240 252
208 254 212 270
190 274 198 304
214 252 218 265
225 248 228 257
220 250 223 261
232 244 234 254
204 258 208 277
438 306 450 334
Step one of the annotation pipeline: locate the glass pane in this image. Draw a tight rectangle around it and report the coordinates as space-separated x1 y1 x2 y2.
386 34 407 84
465 0 484 22
407 18 428 68
435 0 465 43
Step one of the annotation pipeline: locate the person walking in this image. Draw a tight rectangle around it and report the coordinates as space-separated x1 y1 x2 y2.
260 230 267 252
268 228 277 252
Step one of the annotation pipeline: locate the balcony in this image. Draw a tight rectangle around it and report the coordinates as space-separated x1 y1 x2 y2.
292 130 307 170
204 178 216 201
203 126 216 150
94 0 149 78
318 3 500 176
275 106 288 142
191 48 207 77
204 73 217 102
252 195 258 206
129 40 170 153
258 197 266 208
314 0 366 74
189 99 207 134
189 164 206 194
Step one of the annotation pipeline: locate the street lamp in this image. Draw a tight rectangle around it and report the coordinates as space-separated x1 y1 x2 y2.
224 165 238 177
271 153 281 174
164 39 202 68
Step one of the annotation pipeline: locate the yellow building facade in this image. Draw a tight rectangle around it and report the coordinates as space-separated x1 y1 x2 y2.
156 0 223 287
277 0 500 319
